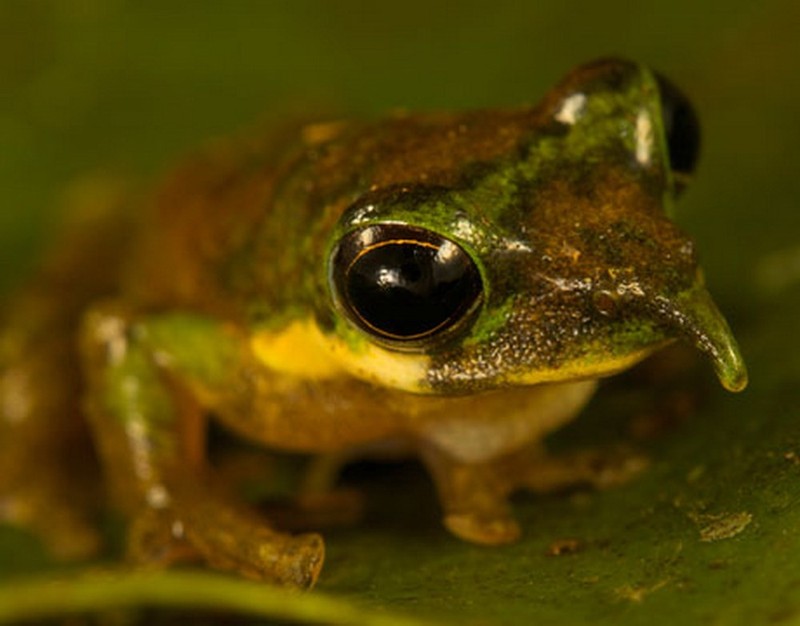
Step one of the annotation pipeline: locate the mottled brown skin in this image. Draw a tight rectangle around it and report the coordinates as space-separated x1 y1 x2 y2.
0 59 746 587
126 109 541 318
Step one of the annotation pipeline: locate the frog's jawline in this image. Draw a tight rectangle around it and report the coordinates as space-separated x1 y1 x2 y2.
249 317 667 395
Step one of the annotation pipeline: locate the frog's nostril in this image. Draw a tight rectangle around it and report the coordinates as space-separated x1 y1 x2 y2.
592 290 618 317
650 286 747 392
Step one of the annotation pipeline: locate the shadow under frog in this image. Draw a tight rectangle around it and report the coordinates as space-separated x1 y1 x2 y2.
0 59 746 587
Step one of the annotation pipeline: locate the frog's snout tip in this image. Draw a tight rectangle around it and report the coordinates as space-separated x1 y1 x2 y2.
722 366 748 393
653 286 748 393
714 343 748 393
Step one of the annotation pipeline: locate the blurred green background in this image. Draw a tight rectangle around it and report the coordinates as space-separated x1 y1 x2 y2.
2 1 800 625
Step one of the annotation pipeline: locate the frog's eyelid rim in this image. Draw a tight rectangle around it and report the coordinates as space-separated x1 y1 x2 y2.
328 223 485 351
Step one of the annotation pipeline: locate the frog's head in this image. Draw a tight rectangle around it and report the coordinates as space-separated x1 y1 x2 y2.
320 58 747 395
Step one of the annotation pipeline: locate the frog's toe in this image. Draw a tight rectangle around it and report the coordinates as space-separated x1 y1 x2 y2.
262 532 325 589
444 511 521 545
580 448 650 489
514 446 650 494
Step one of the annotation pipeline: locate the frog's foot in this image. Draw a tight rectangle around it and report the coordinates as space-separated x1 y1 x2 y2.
515 446 650 494
126 497 324 589
421 445 648 546
198 527 325 589
420 447 521 546
260 451 364 531
126 508 200 567
444 510 521 545
263 489 365 532
214 450 364 531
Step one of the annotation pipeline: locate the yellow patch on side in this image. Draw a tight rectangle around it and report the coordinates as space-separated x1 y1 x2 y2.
250 320 343 379
250 319 431 391
327 338 431 392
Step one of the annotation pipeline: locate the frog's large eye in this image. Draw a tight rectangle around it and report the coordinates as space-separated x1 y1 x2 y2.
656 73 701 191
331 224 483 344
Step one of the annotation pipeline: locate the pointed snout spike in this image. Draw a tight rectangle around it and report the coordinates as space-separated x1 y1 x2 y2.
653 286 748 392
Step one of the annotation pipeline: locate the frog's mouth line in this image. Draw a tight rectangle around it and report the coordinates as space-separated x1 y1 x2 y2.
650 285 748 392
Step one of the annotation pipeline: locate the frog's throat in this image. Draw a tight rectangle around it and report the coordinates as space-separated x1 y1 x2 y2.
651 285 748 392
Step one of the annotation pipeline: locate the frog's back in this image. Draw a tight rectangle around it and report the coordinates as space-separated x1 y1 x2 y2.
124 107 544 327
120 120 315 319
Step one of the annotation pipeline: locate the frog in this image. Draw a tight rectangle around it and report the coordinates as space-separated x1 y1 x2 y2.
0 58 747 588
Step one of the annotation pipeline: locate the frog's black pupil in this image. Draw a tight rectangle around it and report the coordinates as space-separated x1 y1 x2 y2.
336 228 482 341
655 73 701 179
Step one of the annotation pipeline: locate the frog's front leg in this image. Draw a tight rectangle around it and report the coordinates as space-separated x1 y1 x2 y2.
420 444 521 545
80 304 324 587
421 441 648 546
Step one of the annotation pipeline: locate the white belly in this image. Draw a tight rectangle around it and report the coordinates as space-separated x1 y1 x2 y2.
412 379 598 463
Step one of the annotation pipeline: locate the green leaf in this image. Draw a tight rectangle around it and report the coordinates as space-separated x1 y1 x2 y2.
0 569 440 626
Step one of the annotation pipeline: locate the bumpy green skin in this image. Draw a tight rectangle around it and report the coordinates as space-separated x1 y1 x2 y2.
0 59 746 588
